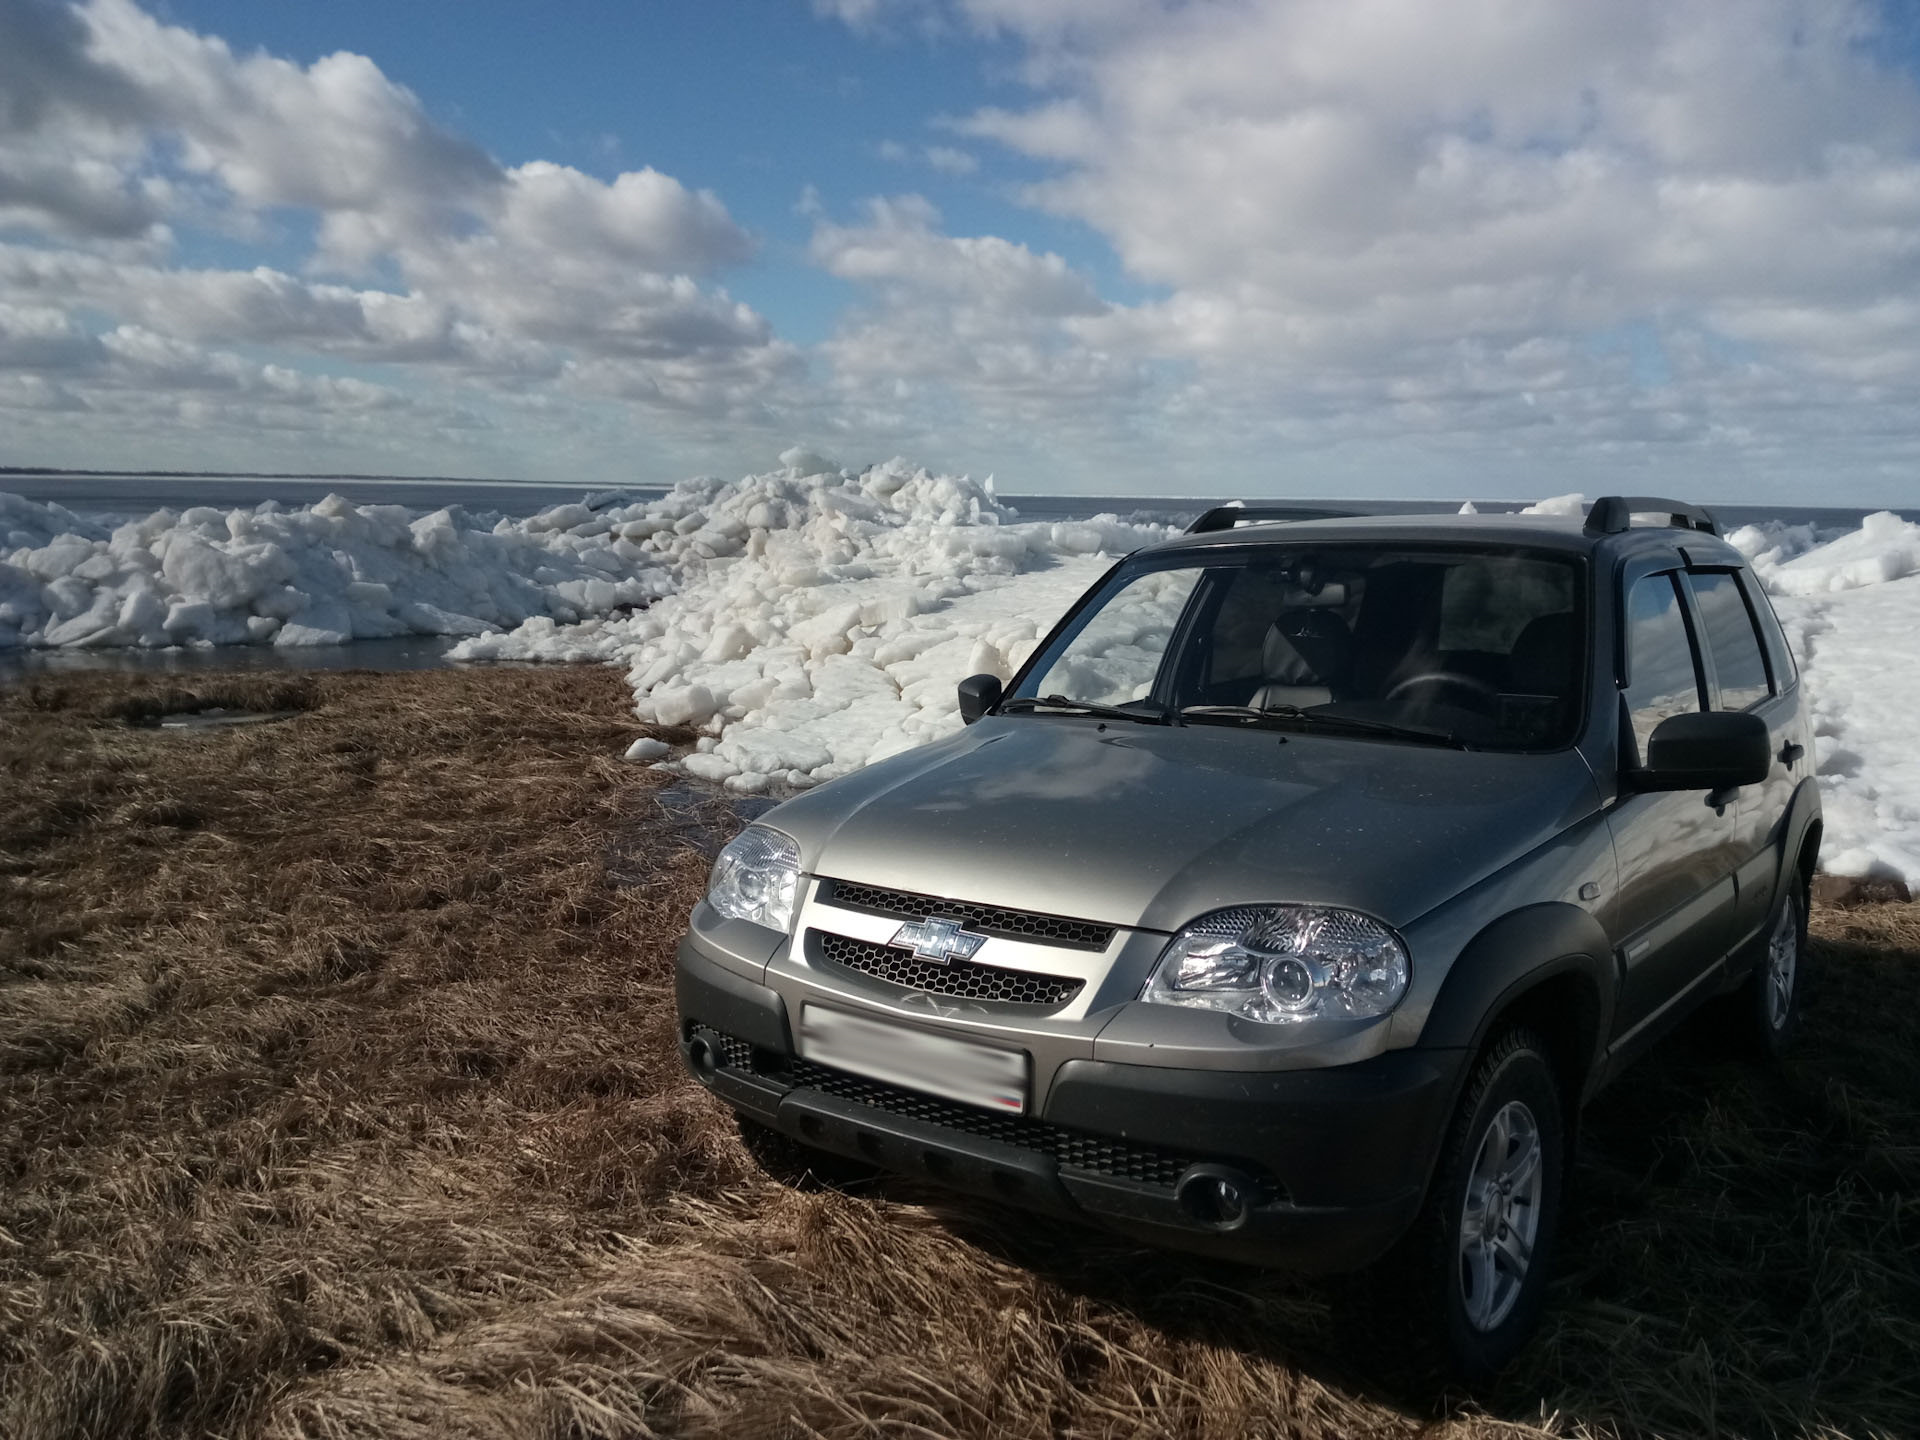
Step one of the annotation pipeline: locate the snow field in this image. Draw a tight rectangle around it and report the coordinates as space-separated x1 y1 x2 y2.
1731 511 1920 884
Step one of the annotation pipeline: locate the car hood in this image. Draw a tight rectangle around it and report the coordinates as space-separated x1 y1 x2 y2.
759 716 1602 933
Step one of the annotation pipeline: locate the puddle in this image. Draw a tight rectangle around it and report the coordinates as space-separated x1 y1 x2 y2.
1 636 464 686
145 708 302 731
604 778 779 888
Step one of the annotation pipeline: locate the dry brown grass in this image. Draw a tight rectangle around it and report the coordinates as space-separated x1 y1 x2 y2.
1 667 1914 1440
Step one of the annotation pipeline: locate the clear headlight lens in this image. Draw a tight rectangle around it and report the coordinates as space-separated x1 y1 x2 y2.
1142 905 1409 1024
706 826 801 932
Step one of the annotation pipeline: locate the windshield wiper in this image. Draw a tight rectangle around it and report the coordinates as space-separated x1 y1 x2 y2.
1000 693 1172 725
1178 704 1465 748
1179 704 1284 723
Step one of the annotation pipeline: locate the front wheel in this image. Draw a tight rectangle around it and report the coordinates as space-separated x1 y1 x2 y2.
1735 882 1808 1059
1389 1028 1566 1382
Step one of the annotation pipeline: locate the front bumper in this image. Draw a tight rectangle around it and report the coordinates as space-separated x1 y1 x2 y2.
677 935 1462 1273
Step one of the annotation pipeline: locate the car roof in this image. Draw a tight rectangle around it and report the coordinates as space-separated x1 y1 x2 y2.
1139 509 1749 566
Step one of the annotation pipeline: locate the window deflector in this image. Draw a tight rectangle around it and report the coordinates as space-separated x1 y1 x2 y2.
1685 567 1780 707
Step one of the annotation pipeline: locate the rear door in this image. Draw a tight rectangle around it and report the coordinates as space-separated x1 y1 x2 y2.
1601 567 1741 1048
1683 566 1805 947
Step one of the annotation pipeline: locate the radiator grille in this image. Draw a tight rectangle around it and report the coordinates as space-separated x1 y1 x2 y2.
820 879 1115 951
815 931 1083 1008
714 1032 755 1071
782 1056 1194 1187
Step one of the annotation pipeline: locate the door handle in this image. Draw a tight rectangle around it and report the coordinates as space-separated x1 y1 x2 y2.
1779 741 1804 766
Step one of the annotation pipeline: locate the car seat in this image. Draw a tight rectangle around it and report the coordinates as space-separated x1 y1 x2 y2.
1250 609 1353 710
1505 611 1578 698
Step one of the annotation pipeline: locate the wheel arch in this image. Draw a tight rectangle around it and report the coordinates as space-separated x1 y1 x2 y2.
1418 903 1615 1112
1792 800 1822 891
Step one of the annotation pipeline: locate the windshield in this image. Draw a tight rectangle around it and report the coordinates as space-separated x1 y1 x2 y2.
1011 545 1587 750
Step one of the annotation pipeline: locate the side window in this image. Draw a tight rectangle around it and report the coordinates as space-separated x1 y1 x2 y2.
1687 571 1772 711
1622 573 1705 760
1739 570 1797 689
1022 567 1204 706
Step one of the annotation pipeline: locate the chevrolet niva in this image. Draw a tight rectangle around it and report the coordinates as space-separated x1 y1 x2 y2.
674 495 1821 1377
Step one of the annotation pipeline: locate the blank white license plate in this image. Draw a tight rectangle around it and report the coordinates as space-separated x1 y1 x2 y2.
798 1004 1029 1114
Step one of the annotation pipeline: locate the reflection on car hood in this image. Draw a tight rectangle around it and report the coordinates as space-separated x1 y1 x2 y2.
758 716 1602 932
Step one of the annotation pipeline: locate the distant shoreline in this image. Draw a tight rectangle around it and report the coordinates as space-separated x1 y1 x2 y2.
0 464 535 484
4 468 1915 531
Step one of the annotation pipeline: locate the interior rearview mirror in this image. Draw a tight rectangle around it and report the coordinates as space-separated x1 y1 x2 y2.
957 673 1003 725
1633 710 1771 792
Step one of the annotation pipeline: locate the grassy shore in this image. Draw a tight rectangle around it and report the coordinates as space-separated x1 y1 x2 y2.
2 667 1915 1439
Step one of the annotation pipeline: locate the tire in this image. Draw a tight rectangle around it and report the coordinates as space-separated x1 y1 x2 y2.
735 1114 880 1190
1388 1028 1567 1383
1735 881 1809 1060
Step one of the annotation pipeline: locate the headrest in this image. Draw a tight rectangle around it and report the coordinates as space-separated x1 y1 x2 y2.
1263 609 1353 688
1507 611 1578 695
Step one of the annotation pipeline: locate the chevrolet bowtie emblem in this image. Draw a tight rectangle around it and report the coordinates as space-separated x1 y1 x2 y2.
888 916 987 965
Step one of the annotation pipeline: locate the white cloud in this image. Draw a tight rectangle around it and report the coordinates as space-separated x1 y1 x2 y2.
808 196 1158 467
813 196 1104 316
0 0 163 238
0 0 796 461
0 302 100 369
922 145 979 176
810 0 952 37
954 0 1920 330
812 0 896 26
9 0 1920 497
878 139 981 175
799 0 1920 498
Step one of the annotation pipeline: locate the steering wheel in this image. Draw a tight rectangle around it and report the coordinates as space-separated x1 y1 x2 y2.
1384 671 1501 709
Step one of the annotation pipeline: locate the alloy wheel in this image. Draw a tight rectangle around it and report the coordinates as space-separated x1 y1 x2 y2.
1458 1100 1543 1332
1765 896 1799 1030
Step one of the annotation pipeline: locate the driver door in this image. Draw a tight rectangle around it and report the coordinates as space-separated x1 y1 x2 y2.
1600 568 1741 1051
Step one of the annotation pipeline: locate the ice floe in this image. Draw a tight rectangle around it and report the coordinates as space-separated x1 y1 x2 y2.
452 452 1166 790
1 489 668 649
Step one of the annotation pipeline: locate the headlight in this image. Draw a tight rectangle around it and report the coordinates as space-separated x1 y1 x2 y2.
1142 905 1408 1024
707 826 801 932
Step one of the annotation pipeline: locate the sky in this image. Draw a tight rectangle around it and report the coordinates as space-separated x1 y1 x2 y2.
5 0 1920 502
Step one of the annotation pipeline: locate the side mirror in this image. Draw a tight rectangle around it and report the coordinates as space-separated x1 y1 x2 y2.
957 673 1003 725
1633 710 1771 791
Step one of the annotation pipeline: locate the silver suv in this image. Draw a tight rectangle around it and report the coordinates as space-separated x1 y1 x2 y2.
674 496 1821 1376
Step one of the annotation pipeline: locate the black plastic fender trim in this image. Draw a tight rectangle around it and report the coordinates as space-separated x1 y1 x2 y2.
1781 777 1823 892
1414 902 1615 1101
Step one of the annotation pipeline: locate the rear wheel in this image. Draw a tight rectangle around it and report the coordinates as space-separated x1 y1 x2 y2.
1388 1028 1566 1382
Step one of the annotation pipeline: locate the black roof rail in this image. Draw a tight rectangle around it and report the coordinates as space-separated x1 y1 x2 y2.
1583 495 1720 538
1186 504 1360 534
